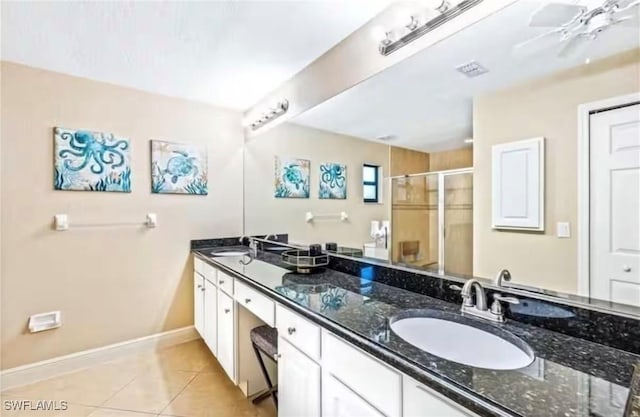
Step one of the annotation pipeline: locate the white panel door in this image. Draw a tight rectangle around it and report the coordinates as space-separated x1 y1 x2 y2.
491 137 545 230
217 291 236 382
278 337 321 417
590 103 640 305
322 374 384 417
194 273 205 337
203 279 217 355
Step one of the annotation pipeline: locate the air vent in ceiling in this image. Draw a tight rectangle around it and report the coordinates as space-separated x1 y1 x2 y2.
456 61 489 78
376 135 397 142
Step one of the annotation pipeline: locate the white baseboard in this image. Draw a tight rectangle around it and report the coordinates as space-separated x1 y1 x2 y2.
1 326 200 391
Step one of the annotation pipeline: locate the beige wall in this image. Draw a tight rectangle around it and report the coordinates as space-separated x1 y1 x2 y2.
473 50 640 293
244 123 389 249
1 62 244 369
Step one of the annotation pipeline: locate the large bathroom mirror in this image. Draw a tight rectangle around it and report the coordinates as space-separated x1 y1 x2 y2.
244 0 640 314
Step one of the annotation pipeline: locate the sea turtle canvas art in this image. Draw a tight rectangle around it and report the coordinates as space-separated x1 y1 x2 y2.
151 140 208 195
274 157 310 198
319 162 346 199
54 127 131 192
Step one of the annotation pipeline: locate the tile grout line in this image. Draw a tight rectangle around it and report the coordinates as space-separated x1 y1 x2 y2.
156 368 201 417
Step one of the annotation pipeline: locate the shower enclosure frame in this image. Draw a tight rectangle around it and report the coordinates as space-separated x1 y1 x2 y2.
390 167 473 275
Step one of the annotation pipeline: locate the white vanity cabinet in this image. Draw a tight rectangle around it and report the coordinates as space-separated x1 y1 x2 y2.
403 376 477 417
323 374 385 417
193 256 479 417
276 306 322 417
202 278 217 354
193 272 205 337
278 337 321 417
217 290 236 382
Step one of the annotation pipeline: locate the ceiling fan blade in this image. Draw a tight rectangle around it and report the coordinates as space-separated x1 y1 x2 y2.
558 34 591 58
512 28 565 59
529 3 587 27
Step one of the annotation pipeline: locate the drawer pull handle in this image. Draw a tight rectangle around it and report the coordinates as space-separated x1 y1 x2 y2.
224 308 231 314
197 285 202 289
219 280 225 284
245 298 251 304
287 327 296 335
201 287 205 292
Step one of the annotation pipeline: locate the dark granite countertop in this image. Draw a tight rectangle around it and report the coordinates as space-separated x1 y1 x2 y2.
193 248 639 417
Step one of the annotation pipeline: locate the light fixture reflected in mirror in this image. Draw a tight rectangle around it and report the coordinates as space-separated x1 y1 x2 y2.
378 0 484 56
248 99 289 131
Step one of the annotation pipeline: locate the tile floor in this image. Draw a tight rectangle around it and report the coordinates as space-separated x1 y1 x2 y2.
1 340 276 417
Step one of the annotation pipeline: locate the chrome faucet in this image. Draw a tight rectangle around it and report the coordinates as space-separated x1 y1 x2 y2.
458 279 519 323
239 234 249 245
264 234 278 241
495 269 512 287
248 238 259 256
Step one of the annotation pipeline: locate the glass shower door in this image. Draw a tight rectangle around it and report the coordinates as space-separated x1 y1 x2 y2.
443 172 473 277
390 174 440 270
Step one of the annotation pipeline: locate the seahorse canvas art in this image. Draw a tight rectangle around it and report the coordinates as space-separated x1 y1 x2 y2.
274 156 310 198
151 140 208 195
54 127 131 192
319 162 347 199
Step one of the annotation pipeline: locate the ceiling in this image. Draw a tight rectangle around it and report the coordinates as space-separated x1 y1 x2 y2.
294 0 640 151
1 0 394 111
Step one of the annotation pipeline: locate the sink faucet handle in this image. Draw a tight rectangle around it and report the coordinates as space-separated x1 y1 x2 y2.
449 284 463 291
493 293 519 304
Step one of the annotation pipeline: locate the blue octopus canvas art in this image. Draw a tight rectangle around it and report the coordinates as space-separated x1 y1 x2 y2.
151 140 208 195
319 162 347 199
54 127 131 192
274 156 310 198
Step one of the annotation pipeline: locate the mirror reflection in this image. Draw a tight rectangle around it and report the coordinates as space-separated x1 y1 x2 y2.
244 0 640 309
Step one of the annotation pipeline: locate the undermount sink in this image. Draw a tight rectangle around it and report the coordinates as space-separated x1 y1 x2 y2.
390 310 534 370
209 248 249 257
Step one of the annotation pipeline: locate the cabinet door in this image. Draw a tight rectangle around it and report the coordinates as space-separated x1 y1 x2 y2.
322 374 384 417
403 377 475 417
203 279 217 355
193 273 205 337
217 291 235 382
279 337 321 417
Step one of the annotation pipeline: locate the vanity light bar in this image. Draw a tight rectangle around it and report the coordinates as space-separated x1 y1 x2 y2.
249 99 289 131
378 0 484 56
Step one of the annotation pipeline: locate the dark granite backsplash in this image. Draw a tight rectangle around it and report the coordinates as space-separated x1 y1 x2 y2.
190 234 289 250
328 254 640 356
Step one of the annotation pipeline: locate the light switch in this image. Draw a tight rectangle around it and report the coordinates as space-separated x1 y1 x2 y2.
556 222 571 238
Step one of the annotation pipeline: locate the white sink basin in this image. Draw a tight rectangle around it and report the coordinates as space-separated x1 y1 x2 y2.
390 313 534 370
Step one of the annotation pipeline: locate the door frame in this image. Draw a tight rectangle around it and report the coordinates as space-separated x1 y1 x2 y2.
576 92 640 297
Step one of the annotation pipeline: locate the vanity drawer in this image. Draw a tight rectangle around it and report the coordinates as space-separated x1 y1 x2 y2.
194 257 216 284
235 280 275 327
276 304 321 361
322 330 402 417
217 271 234 296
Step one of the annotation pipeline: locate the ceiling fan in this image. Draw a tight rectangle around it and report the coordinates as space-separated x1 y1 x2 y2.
513 0 640 59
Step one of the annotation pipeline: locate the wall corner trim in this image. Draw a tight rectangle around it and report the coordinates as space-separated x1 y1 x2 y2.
0 326 199 391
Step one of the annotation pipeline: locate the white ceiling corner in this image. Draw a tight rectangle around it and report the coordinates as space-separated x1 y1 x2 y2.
1 0 395 111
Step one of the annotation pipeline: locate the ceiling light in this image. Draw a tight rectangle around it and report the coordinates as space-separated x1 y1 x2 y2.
378 0 484 56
